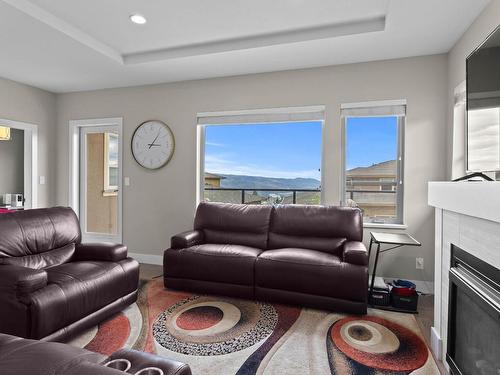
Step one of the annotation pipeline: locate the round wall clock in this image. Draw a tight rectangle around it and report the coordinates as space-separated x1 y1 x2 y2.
131 120 175 169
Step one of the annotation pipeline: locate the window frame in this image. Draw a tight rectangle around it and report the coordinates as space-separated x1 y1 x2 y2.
196 106 326 207
341 101 406 228
103 132 119 196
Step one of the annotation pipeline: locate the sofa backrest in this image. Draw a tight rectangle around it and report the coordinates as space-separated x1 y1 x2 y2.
268 205 363 255
0 207 81 269
194 202 273 249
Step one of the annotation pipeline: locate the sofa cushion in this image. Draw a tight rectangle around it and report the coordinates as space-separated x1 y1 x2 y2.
0 207 81 259
267 233 346 255
255 248 368 302
0 244 75 270
194 202 272 249
267 205 363 254
28 259 139 339
164 244 262 286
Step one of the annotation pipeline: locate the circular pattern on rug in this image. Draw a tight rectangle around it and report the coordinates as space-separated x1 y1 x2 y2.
330 316 428 371
176 306 224 330
153 296 278 356
340 320 400 354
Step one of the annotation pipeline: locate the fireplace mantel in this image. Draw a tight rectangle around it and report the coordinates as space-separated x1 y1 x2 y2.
428 181 500 371
429 181 500 224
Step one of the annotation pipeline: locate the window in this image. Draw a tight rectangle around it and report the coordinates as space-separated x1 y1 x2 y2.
342 102 405 225
380 178 396 191
103 132 119 195
197 107 324 206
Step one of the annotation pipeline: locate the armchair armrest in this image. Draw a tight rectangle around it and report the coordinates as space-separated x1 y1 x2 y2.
171 230 204 249
0 265 48 294
343 241 369 266
75 243 128 262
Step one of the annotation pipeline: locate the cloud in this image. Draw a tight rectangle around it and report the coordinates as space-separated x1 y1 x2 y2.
205 141 226 147
205 154 320 180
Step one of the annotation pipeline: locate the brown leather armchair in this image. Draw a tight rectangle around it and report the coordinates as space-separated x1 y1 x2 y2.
0 207 139 341
0 333 191 375
164 202 368 314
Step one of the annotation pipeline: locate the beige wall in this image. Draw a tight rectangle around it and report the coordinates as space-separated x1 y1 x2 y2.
0 76 57 207
56 54 448 282
447 0 500 179
86 133 118 234
0 128 24 195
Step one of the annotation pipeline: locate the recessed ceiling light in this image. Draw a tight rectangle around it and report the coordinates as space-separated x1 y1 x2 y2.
130 14 147 25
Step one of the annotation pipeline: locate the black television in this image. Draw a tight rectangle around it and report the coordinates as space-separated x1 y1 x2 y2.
466 25 500 173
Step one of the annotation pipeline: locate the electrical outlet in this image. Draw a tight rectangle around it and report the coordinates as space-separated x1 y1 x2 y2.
416 257 424 270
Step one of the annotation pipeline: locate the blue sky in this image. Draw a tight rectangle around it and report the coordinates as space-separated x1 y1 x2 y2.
205 121 322 179
205 117 397 180
346 116 397 170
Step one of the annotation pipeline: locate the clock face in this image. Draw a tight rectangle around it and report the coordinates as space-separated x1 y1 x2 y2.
131 120 175 169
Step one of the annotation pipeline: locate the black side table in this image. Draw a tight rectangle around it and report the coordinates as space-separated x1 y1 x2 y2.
368 231 421 312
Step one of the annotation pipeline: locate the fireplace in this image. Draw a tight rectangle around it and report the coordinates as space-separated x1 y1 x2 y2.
447 245 500 375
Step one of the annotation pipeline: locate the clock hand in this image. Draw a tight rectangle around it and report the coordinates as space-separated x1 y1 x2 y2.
148 131 160 149
147 143 161 147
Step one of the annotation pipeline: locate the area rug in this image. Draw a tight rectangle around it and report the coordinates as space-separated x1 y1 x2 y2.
67 279 440 374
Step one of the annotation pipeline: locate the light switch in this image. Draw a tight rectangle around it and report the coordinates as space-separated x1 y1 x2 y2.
124 177 130 186
39 176 46 185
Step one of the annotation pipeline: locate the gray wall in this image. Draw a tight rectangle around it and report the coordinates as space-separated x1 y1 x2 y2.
0 128 24 194
0 76 57 207
447 0 500 179
56 54 448 282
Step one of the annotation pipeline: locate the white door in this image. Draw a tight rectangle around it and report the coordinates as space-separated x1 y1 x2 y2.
79 125 122 243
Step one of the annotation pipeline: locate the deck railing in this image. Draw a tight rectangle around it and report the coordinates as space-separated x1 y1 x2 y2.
204 187 321 205
204 184 398 221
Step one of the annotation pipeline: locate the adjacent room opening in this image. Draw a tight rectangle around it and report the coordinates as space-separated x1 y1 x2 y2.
0 119 38 210
69 118 123 243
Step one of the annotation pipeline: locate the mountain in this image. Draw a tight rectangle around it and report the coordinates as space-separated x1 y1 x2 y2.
219 174 321 190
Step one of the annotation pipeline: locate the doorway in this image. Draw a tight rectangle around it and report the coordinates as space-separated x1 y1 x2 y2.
69 118 123 243
0 118 38 209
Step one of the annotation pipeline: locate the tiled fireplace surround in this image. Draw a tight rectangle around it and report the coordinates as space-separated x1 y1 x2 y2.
428 182 500 372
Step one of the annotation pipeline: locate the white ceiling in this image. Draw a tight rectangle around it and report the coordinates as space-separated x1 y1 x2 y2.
0 0 491 93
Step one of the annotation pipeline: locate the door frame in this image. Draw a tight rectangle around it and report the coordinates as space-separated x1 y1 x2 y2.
68 118 123 243
0 118 38 209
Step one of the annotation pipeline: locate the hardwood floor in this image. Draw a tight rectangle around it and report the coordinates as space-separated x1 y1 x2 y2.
139 263 163 280
415 294 434 344
138 264 445 373
416 294 447 374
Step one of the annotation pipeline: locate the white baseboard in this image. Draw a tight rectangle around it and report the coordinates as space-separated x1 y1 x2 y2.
129 252 163 266
430 326 442 360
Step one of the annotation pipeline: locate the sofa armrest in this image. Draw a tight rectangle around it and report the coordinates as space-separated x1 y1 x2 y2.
343 241 369 266
65 362 129 375
171 230 204 249
0 265 48 294
75 243 128 262
109 349 192 375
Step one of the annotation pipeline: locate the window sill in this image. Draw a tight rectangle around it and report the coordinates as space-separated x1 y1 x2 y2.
363 223 407 230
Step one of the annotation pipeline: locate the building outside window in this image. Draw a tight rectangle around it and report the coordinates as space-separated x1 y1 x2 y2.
197 107 325 206
342 101 406 225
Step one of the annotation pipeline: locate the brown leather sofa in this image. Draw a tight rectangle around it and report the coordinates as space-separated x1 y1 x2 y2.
164 202 369 314
0 333 191 375
0 207 139 341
